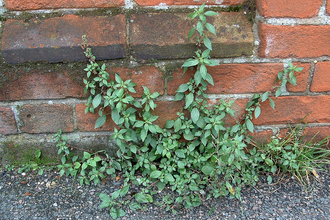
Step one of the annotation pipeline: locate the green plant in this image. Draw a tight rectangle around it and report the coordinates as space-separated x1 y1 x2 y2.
51 4 330 219
18 149 46 175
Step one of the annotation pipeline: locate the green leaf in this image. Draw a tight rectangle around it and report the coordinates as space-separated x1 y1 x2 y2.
261 92 269 102
182 59 199 67
174 118 182 132
175 149 186 158
184 132 194 141
150 170 162 179
200 64 207 79
275 88 282 97
92 94 102 108
267 175 272 184
95 114 107 129
130 145 137 154
197 20 203 35
176 84 189 93
185 93 194 109
205 23 216 35
269 98 275 109
254 106 261 119
135 193 152 203
174 92 185 101
205 73 214 85
265 158 274 166
165 120 174 129
246 119 254 133
112 109 120 124
120 184 130 197
188 27 196 40
112 189 120 200
202 49 211 58
35 150 41 159
202 165 214 175
204 11 218 16
165 173 175 182
204 37 212 50
191 108 200 123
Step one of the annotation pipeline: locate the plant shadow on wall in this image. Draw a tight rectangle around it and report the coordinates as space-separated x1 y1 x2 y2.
52 4 330 219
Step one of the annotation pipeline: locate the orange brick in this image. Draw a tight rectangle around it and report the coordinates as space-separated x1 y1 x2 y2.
76 103 116 132
134 0 245 6
168 63 309 95
310 62 330 92
259 23 330 58
256 0 322 18
5 0 124 10
253 96 330 125
108 66 165 97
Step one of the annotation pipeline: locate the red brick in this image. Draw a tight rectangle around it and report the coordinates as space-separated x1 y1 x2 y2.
208 98 248 126
151 101 185 127
76 103 117 132
0 107 18 135
168 63 309 95
301 127 330 148
108 66 164 97
0 70 85 101
134 0 245 6
249 129 273 145
19 104 74 133
259 23 330 58
130 12 253 60
2 14 126 63
253 96 330 125
4 0 124 10
310 62 330 92
256 0 322 18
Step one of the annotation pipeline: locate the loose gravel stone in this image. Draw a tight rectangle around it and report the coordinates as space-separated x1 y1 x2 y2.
0 166 329 219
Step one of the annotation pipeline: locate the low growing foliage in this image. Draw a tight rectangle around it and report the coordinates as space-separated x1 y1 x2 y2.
52 4 330 219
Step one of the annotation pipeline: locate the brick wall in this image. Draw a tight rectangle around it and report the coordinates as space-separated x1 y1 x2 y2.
0 0 330 161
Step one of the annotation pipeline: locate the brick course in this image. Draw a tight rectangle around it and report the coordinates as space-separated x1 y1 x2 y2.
259 23 330 58
256 0 322 18
4 0 124 10
168 63 310 95
134 0 245 6
130 12 253 60
2 15 126 63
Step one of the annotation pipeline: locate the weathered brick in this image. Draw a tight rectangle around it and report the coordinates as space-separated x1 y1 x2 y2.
0 107 18 135
301 127 330 147
310 62 330 92
134 0 245 6
259 23 330 58
256 0 322 18
253 96 330 125
151 101 185 127
130 12 253 60
208 98 248 126
249 129 273 145
4 0 124 10
19 104 74 133
167 63 309 95
108 66 165 97
2 14 126 63
76 103 116 132
0 70 86 101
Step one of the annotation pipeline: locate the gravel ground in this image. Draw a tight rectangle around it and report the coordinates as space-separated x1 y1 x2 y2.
0 166 329 220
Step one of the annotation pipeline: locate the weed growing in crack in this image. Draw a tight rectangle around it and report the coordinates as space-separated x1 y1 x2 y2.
51 3 330 219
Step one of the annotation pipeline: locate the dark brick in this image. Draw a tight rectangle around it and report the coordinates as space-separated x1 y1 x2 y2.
19 104 74 133
0 107 18 135
130 12 253 60
2 15 126 64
